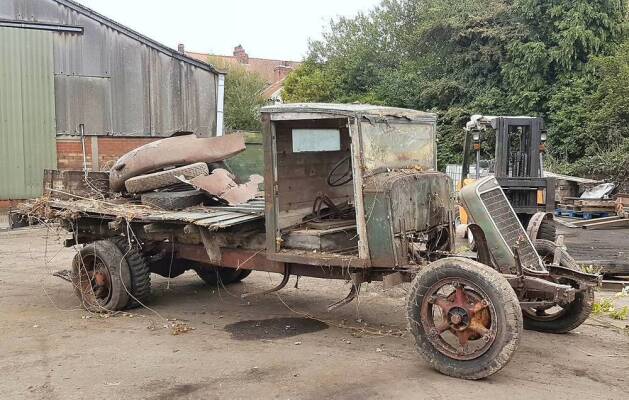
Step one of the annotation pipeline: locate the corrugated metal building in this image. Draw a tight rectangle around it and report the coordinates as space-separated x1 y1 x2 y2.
0 0 224 200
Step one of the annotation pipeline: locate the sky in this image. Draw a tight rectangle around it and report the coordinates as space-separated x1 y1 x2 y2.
76 0 382 61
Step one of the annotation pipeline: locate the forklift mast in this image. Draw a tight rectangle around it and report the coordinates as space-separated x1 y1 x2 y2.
494 117 543 179
461 115 555 221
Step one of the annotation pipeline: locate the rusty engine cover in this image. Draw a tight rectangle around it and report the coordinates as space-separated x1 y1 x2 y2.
363 171 453 267
109 134 246 192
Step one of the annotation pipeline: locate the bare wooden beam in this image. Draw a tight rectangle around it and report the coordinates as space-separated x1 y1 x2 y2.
583 218 629 230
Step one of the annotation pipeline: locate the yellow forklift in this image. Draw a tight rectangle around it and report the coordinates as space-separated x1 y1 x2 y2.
460 115 556 242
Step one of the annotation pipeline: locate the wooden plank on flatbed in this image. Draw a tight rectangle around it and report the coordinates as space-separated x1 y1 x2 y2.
583 218 629 230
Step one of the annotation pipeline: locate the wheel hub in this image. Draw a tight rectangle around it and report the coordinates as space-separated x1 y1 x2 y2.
447 307 470 330
422 279 497 361
94 270 108 286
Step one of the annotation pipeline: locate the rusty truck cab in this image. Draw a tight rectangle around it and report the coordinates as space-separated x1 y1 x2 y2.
260 103 453 276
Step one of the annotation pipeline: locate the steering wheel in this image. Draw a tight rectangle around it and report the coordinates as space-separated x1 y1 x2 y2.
327 155 353 187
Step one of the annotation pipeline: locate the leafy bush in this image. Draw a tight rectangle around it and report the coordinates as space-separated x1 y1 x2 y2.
592 297 616 314
610 306 629 320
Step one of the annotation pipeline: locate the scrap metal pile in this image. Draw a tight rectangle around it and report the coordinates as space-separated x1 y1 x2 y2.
109 133 263 210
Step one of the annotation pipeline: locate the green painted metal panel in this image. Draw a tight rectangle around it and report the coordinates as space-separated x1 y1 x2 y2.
0 27 57 199
224 132 264 181
364 171 453 267
364 191 396 267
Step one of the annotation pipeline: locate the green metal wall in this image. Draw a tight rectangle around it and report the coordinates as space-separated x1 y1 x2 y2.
0 27 57 199
225 132 264 181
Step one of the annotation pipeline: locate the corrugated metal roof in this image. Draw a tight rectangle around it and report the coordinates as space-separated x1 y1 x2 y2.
543 171 600 184
261 103 437 121
0 27 57 199
53 0 223 75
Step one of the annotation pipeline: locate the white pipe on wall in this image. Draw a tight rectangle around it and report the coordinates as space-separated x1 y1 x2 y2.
216 74 225 136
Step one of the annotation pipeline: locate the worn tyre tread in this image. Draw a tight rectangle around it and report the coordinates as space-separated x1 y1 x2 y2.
111 236 151 309
406 257 522 380
536 221 557 242
125 162 209 193
140 189 206 210
523 240 594 334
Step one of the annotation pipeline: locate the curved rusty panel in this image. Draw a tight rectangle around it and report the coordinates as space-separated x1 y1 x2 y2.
109 134 245 192
526 211 553 240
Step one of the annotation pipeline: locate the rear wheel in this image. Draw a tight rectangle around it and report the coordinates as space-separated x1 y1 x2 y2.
522 240 594 333
195 265 252 286
71 240 132 312
406 257 522 380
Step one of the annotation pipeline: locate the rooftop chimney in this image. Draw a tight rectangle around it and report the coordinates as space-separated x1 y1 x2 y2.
233 45 249 64
177 43 185 53
274 64 293 82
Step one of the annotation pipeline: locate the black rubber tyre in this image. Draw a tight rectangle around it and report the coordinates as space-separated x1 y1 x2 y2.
407 257 522 380
125 162 209 193
522 240 594 334
111 237 151 309
71 240 132 312
147 257 190 278
233 269 252 282
195 266 252 286
536 220 557 242
140 189 206 210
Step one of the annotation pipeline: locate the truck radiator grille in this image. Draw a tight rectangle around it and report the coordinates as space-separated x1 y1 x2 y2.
480 188 543 271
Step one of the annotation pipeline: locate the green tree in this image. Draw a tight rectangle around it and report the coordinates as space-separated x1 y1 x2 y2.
282 0 628 175
209 56 268 132
282 60 337 103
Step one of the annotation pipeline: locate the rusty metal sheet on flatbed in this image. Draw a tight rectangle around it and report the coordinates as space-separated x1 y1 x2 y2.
45 198 263 230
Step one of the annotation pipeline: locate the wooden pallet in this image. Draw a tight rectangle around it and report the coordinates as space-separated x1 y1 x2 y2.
558 198 616 213
555 208 610 220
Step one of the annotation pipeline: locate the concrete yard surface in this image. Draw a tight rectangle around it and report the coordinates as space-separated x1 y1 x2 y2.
1 227 628 400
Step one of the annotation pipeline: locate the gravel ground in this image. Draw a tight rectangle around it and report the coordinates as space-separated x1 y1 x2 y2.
0 227 628 400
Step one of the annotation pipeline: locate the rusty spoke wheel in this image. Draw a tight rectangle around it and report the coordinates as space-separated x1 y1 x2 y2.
407 257 522 380
71 240 132 312
424 280 496 360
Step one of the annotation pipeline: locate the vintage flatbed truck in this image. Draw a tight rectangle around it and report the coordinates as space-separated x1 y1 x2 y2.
32 103 600 380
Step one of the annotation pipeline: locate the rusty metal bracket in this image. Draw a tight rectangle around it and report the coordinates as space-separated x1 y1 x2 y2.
327 283 361 311
327 272 364 311
466 224 493 267
241 264 291 299
548 265 602 289
505 274 576 305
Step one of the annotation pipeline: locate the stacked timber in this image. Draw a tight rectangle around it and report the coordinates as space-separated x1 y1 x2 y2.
616 194 629 218
557 198 617 220
561 194 629 230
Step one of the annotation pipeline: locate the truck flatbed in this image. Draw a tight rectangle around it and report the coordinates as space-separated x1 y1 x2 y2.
39 197 264 231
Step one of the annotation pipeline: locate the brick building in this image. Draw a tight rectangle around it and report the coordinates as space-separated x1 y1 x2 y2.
184 45 301 103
